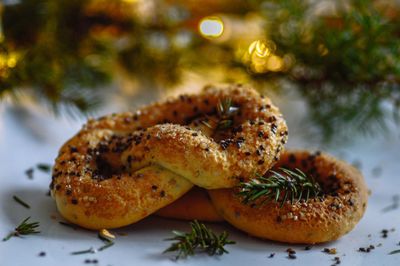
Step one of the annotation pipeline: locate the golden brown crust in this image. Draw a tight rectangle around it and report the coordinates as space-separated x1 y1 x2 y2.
109 84 288 189
208 151 369 244
156 187 224 222
51 84 287 229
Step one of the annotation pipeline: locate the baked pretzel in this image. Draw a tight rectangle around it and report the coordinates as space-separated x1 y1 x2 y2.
50 84 288 229
158 151 369 244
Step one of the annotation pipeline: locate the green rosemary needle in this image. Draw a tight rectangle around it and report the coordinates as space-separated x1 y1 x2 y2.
389 249 400 255
71 247 96 255
217 98 238 130
238 168 322 207
97 241 114 251
163 220 235 260
70 239 115 255
3 217 40 241
13 195 30 209
36 163 52 173
201 98 238 130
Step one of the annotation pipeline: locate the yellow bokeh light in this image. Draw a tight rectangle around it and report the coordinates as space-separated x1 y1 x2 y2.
318 44 329 56
252 61 268 73
0 52 20 69
199 16 224 39
7 55 18 68
0 55 6 67
267 55 283 72
242 39 284 73
248 40 271 58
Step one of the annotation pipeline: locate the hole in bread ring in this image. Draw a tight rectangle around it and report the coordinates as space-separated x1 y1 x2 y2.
208 150 369 244
50 85 287 229
156 186 224 222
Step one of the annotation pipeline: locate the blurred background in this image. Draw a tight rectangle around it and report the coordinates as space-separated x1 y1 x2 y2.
0 0 399 144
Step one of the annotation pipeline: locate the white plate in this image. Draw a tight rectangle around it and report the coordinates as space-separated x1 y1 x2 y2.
1 103 400 266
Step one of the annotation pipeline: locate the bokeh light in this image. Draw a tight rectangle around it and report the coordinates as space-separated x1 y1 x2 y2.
248 40 271 58
266 55 283 72
243 39 284 73
199 16 224 39
318 43 329 56
0 52 19 78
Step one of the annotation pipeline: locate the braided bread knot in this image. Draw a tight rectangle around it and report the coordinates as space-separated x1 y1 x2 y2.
51 84 288 229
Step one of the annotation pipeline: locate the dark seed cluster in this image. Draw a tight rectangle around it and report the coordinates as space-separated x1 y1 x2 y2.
381 228 395 238
332 256 341 265
358 245 375 253
84 259 99 264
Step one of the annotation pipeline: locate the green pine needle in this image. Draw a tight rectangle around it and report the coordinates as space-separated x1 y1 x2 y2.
238 168 322 207
163 220 235 260
3 217 40 241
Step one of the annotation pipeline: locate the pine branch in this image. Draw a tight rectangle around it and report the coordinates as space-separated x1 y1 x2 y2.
258 0 400 140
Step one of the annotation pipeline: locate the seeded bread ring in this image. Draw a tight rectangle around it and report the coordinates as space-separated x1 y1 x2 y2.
51 126 193 229
113 85 288 189
208 151 369 244
51 84 287 229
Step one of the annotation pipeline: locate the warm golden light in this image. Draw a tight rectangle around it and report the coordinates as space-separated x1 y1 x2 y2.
318 44 329 56
0 55 6 68
248 40 271 58
7 54 18 68
244 39 283 73
0 52 20 78
266 55 283 72
199 16 224 39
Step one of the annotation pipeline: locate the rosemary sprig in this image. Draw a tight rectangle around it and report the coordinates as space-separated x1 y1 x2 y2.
217 98 238 130
163 220 235 260
217 98 235 118
3 217 40 241
13 195 31 209
202 98 238 130
238 168 322 207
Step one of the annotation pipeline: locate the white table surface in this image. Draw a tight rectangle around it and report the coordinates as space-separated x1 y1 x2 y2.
1 94 400 266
